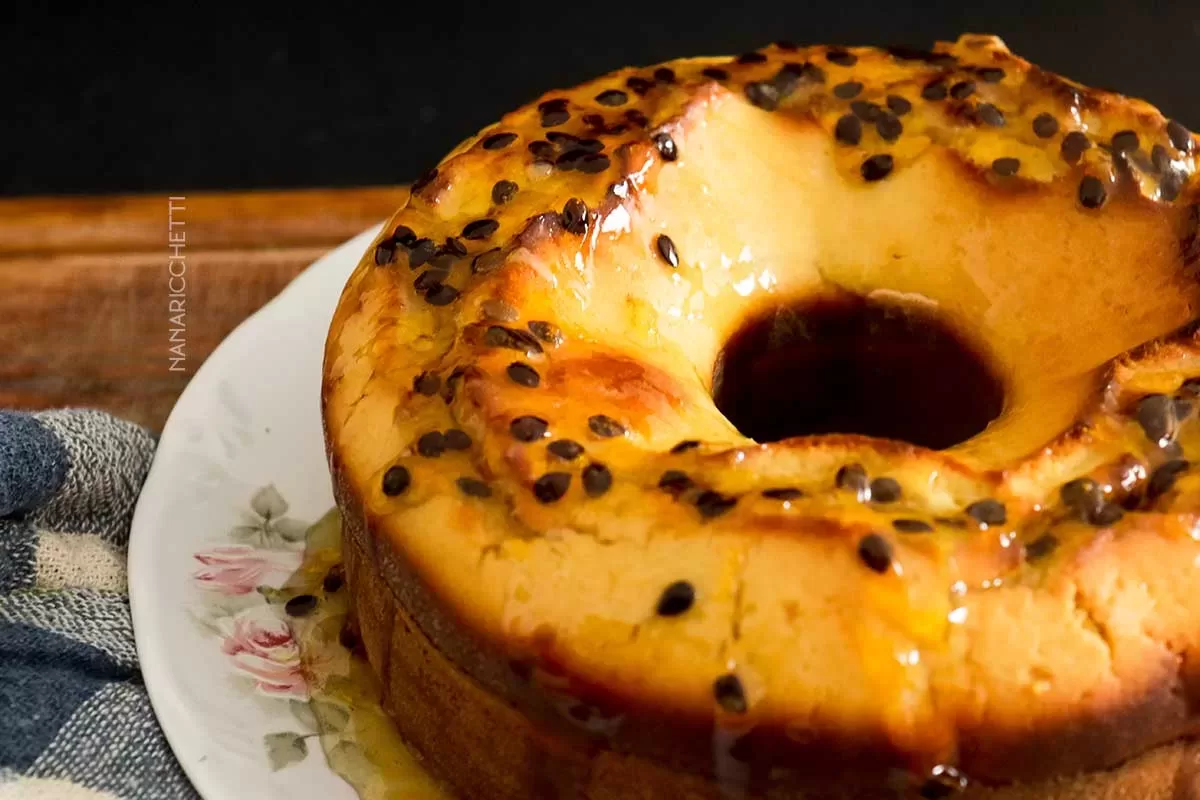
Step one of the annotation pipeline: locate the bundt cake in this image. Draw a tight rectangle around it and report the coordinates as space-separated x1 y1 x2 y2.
322 34 1200 798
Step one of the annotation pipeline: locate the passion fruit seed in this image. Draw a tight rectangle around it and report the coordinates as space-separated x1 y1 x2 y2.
713 673 748 713
323 565 345 593
462 219 499 240
1147 459 1190 499
656 580 696 616
1079 175 1108 209
492 180 518 204
548 439 585 460
833 80 863 99
655 234 680 267
533 472 572 503
949 80 975 100
836 463 870 500
413 372 441 396
443 429 472 450
919 764 969 798
1061 131 1091 163
835 114 863 145
992 157 1020 176
1137 394 1178 446
857 533 893 573
1167 119 1194 153
528 320 564 346
588 415 625 438
695 490 738 519
886 94 912 115
506 362 541 388
457 477 492 498
975 103 1005 127
922 81 948 101
1024 534 1059 561
1032 113 1059 138
826 49 857 66
966 499 1006 526
653 132 678 161
483 132 517 150
511 416 550 442
582 463 613 497
876 114 903 142
417 431 446 458
869 477 902 503
381 465 410 496
659 470 694 496
861 154 894 181
285 594 318 617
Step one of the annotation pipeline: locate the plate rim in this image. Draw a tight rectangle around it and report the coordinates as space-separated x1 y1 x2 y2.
128 223 382 799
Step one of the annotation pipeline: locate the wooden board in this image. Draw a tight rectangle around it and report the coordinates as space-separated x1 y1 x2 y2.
0 187 405 430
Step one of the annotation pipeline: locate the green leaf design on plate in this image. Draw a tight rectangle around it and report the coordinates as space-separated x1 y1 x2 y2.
264 731 308 771
274 517 311 542
256 585 286 604
289 699 318 731
251 485 289 519
311 699 351 733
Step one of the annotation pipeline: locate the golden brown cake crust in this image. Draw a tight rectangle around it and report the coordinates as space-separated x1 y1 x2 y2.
323 33 1200 797
336 465 1200 799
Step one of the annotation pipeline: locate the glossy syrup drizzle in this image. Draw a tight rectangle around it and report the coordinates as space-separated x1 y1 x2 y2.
323 31 1200 795
282 510 450 799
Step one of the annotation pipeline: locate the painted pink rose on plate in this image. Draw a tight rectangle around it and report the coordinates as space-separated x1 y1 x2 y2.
219 604 308 699
193 545 302 596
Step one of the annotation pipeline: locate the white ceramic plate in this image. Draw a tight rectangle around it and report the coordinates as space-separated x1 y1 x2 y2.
130 225 383 799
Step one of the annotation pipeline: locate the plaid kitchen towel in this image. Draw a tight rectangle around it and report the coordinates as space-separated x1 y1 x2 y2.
0 409 196 799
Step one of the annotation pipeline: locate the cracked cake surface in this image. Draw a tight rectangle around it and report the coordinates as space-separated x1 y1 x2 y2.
323 33 1200 798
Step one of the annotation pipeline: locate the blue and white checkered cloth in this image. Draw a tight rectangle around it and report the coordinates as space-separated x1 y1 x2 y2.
0 410 196 799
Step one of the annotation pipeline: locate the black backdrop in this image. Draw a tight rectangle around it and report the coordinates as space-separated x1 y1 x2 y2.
5 2 1198 196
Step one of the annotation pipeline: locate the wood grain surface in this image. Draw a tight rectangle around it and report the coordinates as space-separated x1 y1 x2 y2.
0 187 406 429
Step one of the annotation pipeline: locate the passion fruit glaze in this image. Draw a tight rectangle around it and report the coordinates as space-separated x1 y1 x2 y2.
323 33 1200 796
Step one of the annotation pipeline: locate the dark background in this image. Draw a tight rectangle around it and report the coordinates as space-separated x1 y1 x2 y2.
5 2 1199 196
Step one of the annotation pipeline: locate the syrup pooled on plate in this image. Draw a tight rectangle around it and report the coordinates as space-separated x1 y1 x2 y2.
279 509 450 799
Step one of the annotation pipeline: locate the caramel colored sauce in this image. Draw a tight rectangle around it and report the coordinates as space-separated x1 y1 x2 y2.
283 509 451 800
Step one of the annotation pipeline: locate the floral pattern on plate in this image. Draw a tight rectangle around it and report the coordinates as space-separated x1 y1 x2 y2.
189 485 317 767
129 224 382 799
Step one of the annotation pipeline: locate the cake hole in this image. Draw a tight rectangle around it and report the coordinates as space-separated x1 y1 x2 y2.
712 293 1004 450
